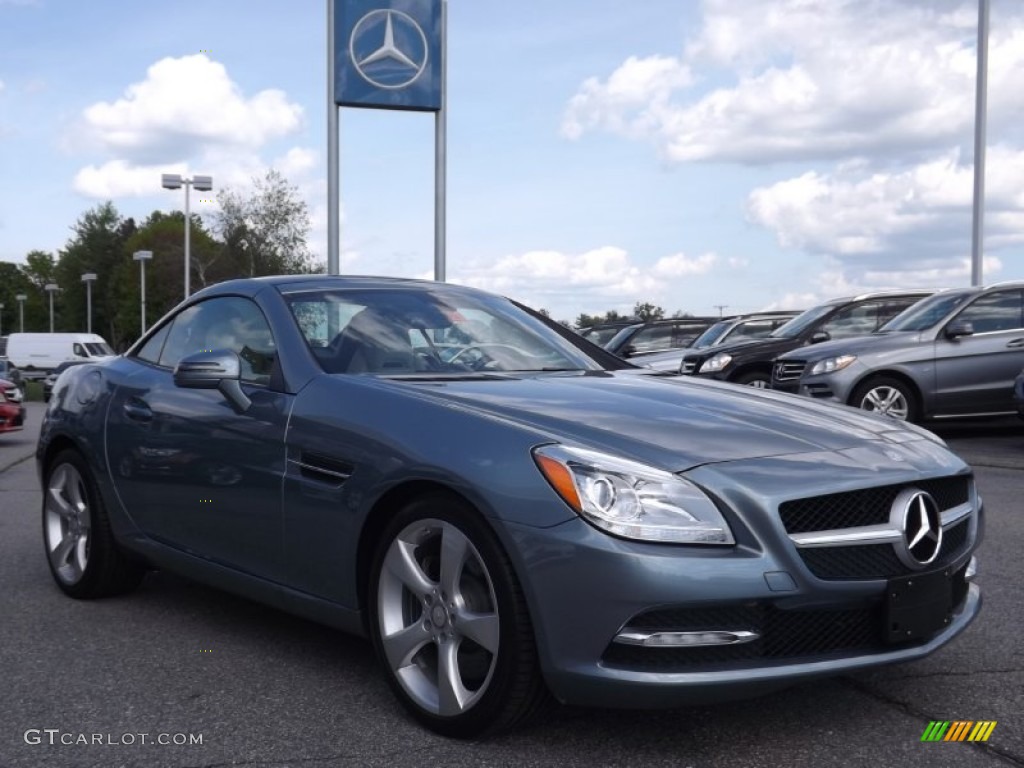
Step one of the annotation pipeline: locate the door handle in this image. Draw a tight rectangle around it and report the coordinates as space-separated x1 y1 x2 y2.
1006 338 1024 348
123 399 153 423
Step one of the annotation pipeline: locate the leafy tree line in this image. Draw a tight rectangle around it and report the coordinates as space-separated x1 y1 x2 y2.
0 170 320 351
573 302 695 329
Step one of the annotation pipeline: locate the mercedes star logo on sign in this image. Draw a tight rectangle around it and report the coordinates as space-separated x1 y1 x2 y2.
892 489 943 568
350 9 429 90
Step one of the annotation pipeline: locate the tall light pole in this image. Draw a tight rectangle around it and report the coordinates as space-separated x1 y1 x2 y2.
133 251 153 336
161 173 212 300
45 283 59 333
81 273 97 334
15 294 26 332
0 303 4 337
970 0 990 287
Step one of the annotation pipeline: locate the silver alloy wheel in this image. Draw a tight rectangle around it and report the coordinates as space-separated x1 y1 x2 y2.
44 463 92 585
859 385 910 420
377 518 500 717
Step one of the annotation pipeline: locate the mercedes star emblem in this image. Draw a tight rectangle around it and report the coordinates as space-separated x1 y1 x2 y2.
890 488 943 568
349 9 429 90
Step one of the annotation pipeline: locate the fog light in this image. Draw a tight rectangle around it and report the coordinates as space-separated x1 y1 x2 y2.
614 629 759 647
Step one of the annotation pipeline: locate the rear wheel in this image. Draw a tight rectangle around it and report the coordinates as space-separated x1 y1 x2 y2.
367 493 549 738
735 371 771 388
42 450 145 598
851 377 919 422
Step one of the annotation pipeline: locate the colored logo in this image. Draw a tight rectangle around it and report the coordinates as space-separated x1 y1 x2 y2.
921 721 997 742
349 9 429 90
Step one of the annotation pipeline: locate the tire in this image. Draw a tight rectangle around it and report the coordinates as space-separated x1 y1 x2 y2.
367 493 549 738
851 377 919 422
734 370 771 388
42 449 145 599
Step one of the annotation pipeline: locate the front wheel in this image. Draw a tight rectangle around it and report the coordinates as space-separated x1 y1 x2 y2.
42 450 145 598
851 377 919 422
734 371 771 388
367 494 549 738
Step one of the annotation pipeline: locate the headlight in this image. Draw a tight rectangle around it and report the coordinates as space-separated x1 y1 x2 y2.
700 353 732 373
809 354 857 375
533 445 735 545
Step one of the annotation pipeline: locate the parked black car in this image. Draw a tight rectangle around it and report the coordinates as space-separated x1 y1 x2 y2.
604 317 721 359
678 291 933 388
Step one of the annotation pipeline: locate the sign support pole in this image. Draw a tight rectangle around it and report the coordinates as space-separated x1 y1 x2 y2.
434 0 447 282
327 0 341 275
970 0 989 287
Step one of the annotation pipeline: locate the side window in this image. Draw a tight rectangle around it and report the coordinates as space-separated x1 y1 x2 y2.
628 326 672 353
158 298 278 384
135 323 172 364
820 301 882 339
73 343 86 357
953 291 1024 334
732 319 777 340
878 299 919 328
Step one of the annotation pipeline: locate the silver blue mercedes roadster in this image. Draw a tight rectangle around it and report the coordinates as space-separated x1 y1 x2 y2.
38 276 982 737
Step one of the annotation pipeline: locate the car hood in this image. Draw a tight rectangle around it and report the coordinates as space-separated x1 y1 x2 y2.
381 371 942 472
777 331 923 362
683 336 797 361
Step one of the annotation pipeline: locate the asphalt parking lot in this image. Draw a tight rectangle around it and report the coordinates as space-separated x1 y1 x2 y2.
0 402 1021 768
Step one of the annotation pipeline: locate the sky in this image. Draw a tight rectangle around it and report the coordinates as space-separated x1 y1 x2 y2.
1 0 1022 323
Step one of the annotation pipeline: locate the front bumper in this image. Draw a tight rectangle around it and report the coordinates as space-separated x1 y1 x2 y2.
505 475 982 709
0 404 25 432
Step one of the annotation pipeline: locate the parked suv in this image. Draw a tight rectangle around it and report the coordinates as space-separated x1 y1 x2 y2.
678 291 932 387
604 317 720 359
772 283 1024 422
640 311 800 371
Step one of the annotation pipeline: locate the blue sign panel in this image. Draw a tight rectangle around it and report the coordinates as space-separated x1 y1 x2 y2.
336 0 442 112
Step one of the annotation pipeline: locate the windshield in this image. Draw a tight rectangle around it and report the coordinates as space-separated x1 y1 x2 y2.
879 292 973 332
285 287 606 374
770 303 840 338
690 320 731 349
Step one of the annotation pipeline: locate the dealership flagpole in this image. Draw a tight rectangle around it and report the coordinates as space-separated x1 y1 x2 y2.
970 0 989 287
434 0 447 282
328 0 341 275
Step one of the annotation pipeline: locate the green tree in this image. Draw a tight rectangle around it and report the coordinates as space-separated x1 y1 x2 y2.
215 169 321 277
633 302 664 321
0 261 38 333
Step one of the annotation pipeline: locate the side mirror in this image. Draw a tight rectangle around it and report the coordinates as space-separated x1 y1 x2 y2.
945 321 974 340
174 350 251 412
810 331 831 344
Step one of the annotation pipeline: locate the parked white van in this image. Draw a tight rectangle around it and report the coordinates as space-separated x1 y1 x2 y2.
5 333 115 377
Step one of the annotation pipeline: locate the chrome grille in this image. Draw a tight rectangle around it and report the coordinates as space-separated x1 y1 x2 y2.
773 360 806 382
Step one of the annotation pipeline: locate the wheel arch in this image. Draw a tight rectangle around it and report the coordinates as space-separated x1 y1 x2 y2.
727 361 772 382
848 370 925 417
356 480 509 627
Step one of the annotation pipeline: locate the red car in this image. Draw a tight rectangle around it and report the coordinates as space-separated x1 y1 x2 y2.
0 377 25 434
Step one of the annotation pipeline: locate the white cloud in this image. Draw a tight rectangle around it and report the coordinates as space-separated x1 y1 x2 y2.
563 0 1024 164
747 146 1024 281
77 55 303 163
451 246 724 319
73 160 189 198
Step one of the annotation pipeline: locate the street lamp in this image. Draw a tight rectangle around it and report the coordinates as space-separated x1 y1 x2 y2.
0 303 4 337
15 294 26 332
161 173 212 300
133 251 153 336
45 283 59 333
81 273 97 334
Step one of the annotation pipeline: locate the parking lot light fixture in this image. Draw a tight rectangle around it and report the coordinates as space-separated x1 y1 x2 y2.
44 283 59 333
81 273 98 334
15 294 27 332
133 251 153 336
161 173 213 300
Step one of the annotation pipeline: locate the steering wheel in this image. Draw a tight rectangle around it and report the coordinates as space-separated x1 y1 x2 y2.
447 344 534 371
